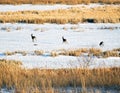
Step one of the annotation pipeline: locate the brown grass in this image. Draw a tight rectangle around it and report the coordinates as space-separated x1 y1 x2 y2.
51 48 101 57
0 59 120 92
113 48 120 51
51 51 58 57
0 0 120 4
3 48 120 57
89 48 102 57
5 51 27 56
34 50 44 55
103 50 119 58
0 6 119 24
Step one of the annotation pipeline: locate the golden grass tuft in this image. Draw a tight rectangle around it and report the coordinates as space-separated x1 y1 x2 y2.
34 50 44 55
51 51 58 57
103 50 119 58
113 48 120 51
15 51 27 56
5 51 15 56
89 48 102 57
68 50 82 56
5 51 27 56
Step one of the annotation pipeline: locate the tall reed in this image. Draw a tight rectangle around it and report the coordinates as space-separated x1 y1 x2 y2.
0 59 120 92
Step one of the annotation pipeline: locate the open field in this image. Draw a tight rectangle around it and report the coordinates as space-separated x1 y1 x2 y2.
0 0 120 4
0 23 120 69
0 5 120 24
0 60 120 93
0 3 120 93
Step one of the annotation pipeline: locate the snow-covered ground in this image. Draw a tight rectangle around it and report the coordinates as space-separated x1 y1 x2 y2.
0 23 120 69
1 55 120 69
0 23 120 52
0 4 119 12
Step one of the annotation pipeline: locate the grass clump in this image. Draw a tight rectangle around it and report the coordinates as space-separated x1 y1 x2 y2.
68 50 82 56
89 48 102 57
113 48 120 51
5 51 15 56
103 50 119 58
51 51 58 57
15 51 27 56
34 50 44 55
5 51 27 56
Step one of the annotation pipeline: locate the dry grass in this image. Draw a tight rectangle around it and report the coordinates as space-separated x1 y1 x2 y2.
5 51 27 56
51 48 120 58
51 48 102 57
113 48 120 51
4 51 15 56
103 50 119 58
3 48 120 57
34 50 44 55
0 6 119 24
0 0 119 4
89 48 102 57
0 59 120 93
51 51 59 57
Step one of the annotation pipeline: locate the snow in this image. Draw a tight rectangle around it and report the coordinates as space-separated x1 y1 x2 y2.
0 23 120 69
0 4 119 12
0 23 120 52
0 3 120 69
0 4 72 12
1 55 120 69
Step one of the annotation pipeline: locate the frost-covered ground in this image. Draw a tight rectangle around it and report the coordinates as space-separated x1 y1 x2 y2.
0 4 119 12
0 23 120 69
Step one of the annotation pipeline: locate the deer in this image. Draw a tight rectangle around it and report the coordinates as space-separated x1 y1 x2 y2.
99 41 104 46
31 34 36 42
62 36 68 43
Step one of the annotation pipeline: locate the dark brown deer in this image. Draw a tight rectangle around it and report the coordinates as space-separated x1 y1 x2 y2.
31 34 36 42
99 41 104 46
62 36 67 43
